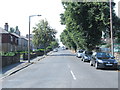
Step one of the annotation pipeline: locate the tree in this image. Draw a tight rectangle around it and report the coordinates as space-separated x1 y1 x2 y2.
32 19 57 55
50 40 59 49
60 29 77 50
60 2 120 51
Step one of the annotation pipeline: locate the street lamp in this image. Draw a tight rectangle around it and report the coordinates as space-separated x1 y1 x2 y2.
28 14 41 63
109 0 114 56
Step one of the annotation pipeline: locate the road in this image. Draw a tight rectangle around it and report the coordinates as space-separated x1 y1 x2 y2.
2 49 118 88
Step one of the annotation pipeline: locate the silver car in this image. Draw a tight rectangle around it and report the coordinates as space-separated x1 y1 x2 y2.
76 50 84 58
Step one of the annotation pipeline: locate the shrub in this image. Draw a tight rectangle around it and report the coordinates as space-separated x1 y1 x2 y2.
5 52 15 56
0 52 15 56
19 51 28 54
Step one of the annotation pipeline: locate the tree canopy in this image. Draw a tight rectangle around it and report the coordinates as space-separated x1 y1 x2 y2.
32 19 58 54
60 2 120 51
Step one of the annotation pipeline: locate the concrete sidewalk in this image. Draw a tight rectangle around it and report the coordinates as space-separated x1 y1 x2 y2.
1 51 53 79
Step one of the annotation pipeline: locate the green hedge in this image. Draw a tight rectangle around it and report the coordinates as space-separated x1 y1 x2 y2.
0 48 45 56
19 51 28 54
0 52 15 56
33 49 44 52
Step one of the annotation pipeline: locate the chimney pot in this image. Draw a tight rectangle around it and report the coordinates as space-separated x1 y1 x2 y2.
4 23 9 31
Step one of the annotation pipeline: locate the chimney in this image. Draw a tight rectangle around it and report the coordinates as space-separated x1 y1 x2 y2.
4 23 9 31
26 34 28 38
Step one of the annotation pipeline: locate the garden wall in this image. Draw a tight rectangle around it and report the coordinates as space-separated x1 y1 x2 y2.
1 54 20 68
23 53 37 60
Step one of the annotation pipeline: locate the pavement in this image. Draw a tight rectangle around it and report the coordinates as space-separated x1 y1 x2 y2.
0 51 53 79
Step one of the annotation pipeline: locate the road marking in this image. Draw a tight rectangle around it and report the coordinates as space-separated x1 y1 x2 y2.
67 64 77 80
70 70 76 80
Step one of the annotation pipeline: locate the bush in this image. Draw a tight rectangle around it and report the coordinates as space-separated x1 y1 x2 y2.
46 46 53 52
19 51 28 54
5 52 15 56
0 52 4 56
0 52 15 56
33 49 44 52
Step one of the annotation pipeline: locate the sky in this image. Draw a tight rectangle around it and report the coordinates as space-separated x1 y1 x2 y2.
0 0 65 40
0 0 119 41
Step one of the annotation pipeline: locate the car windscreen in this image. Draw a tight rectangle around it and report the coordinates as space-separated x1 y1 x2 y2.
96 52 110 59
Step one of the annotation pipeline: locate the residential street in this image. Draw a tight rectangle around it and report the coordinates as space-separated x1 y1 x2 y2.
2 49 118 88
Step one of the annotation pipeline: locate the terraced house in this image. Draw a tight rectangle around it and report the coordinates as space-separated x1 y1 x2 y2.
0 23 29 53
18 36 28 52
0 27 19 52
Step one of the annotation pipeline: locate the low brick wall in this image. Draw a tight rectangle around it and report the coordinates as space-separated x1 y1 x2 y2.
35 51 44 56
1 54 20 68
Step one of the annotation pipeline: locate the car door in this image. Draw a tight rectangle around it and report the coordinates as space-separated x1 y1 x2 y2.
92 54 97 65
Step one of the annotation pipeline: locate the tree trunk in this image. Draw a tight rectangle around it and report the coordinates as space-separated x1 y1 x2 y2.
44 43 47 55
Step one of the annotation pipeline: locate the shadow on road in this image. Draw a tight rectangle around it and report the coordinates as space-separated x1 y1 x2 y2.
95 65 120 71
100 68 118 71
2 62 24 74
49 54 76 57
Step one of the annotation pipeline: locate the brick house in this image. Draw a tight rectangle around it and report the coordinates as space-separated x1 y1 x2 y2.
18 36 28 51
26 34 34 51
0 23 32 52
0 27 19 52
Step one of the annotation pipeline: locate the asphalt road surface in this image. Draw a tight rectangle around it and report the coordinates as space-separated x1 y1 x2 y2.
2 49 118 88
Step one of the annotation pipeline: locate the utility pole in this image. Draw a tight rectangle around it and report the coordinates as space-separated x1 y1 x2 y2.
109 0 114 56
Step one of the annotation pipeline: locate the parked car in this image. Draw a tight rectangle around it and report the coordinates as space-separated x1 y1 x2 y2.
53 49 58 52
81 51 93 62
62 46 66 50
76 49 84 58
90 52 118 69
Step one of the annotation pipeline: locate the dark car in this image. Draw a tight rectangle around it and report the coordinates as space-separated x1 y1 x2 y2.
76 49 84 58
81 51 93 62
90 52 118 69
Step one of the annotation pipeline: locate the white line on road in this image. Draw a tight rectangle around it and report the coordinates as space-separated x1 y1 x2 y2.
67 64 77 80
70 70 76 80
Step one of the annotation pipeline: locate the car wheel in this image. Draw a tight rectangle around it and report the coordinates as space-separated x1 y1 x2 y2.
81 58 83 61
90 61 93 66
95 62 99 69
83 58 85 62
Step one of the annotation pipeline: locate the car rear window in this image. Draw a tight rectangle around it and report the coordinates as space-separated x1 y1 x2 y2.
78 50 84 53
85 51 93 55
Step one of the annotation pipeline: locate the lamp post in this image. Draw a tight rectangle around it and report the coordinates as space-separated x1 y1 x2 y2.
109 0 114 56
28 15 41 63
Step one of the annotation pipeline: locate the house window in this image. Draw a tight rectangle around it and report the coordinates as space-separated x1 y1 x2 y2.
15 38 18 44
10 35 13 42
10 44 13 51
15 46 17 51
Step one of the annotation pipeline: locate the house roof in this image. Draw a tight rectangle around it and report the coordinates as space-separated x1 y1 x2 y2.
11 32 20 38
0 27 9 34
20 36 28 40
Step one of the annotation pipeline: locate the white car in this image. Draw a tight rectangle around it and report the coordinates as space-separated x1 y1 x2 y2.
53 49 58 52
76 50 84 58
